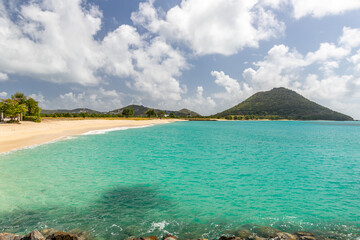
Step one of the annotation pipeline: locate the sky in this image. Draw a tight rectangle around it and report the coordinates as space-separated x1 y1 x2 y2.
1 0 360 119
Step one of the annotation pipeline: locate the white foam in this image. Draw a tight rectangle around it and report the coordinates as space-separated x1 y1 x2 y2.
81 125 152 135
147 220 169 233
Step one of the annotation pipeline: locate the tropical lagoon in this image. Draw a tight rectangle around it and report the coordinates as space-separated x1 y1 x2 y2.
0 121 359 239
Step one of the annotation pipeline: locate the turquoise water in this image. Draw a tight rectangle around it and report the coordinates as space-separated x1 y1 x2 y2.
0 121 360 239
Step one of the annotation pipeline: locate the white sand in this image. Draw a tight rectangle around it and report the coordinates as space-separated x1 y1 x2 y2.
0 119 179 154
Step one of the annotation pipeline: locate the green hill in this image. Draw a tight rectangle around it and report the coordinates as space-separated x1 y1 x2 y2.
216 87 353 121
41 108 102 114
178 108 201 117
109 105 201 117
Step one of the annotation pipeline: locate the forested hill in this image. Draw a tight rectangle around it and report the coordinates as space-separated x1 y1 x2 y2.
216 87 353 121
109 105 201 117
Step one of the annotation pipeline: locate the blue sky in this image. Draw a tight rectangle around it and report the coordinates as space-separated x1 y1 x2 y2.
1 0 360 119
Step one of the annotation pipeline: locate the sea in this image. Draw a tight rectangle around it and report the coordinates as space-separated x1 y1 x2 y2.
0 121 359 239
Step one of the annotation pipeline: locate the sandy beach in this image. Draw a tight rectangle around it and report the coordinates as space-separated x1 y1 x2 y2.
0 119 179 154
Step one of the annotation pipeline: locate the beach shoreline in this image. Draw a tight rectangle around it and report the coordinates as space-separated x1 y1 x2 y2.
0 118 181 154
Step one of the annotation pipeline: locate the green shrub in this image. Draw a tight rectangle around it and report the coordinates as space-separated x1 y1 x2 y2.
23 115 41 123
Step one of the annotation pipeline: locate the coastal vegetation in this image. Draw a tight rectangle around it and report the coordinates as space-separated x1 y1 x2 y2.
0 92 41 122
216 87 353 121
122 108 135 118
145 109 157 118
40 105 201 119
108 105 201 118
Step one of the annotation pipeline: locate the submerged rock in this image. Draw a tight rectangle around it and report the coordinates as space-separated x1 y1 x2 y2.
21 230 45 240
40 230 57 239
218 236 242 240
0 233 22 240
293 232 317 240
126 237 159 240
141 237 159 240
163 234 177 240
246 236 266 240
236 229 252 239
275 232 297 240
124 225 142 236
298 237 316 240
68 230 93 240
294 232 315 237
253 227 280 238
45 232 79 240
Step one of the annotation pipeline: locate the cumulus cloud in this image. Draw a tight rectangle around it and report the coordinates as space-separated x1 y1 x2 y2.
0 0 103 85
339 27 360 49
243 44 307 90
29 93 47 106
305 43 349 63
129 37 188 101
0 0 187 101
211 71 253 107
180 86 216 115
132 0 285 55
33 88 124 111
0 91 7 98
0 72 8 81
130 0 360 56
290 0 360 19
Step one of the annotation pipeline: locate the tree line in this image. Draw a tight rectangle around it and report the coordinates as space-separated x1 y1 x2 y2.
41 108 177 119
0 92 41 122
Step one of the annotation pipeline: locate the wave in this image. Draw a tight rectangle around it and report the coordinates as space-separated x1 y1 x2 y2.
81 125 153 135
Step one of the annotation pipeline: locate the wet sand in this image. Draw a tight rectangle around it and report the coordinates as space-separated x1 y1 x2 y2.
0 119 179 154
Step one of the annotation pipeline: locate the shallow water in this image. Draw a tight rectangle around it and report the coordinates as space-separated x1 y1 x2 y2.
0 121 359 239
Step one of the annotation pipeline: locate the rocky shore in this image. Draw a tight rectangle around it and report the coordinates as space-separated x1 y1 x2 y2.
0 227 336 240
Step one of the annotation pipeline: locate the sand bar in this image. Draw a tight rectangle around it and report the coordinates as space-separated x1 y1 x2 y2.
0 119 179 154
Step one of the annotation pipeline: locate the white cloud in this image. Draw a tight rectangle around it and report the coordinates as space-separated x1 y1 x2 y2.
305 43 349 63
36 88 124 111
0 0 188 102
130 0 360 57
243 44 307 89
300 74 352 101
29 93 47 105
211 70 253 104
0 0 103 85
129 37 188 101
132 0 285 56
350 50 360 74
0 91 7 98
101 25 140 78
180 86 216 115
339 27 360 49
290 0 360 19
0 72 8 81
208 70 254 113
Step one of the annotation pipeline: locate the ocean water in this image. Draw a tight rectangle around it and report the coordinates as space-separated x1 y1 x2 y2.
0 121 359 239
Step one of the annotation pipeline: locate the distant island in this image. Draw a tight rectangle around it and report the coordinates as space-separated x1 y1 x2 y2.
216 87 353 121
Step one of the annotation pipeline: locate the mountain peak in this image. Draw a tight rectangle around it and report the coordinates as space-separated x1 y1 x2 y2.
217 87 353 121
